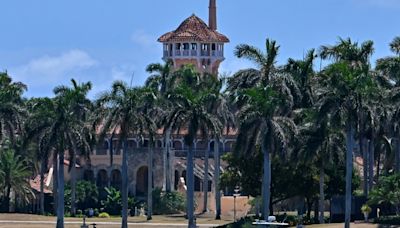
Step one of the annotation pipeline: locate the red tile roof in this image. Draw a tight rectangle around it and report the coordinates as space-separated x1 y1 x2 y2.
30 174 52 194
158 14 229 43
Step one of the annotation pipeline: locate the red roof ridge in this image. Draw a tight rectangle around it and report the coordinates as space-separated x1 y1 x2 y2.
158 14 229 43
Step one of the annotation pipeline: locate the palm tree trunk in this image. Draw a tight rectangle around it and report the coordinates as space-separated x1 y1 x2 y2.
261 142 271 219
70 148 77 217
40 158 45 215
345 122 354 228
214 137 221 220
56 153 65 228
368 138 374 191
187 143 195 228
121 139 128 228
202 138 209 213
147 140 153 220
52 153 58 216
396 137 400 173
361 137 368 197
318 160 325 224
164 127 171 192
6 184 11 212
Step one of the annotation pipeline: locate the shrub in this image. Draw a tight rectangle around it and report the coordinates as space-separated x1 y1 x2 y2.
152 188 186 215
101 187 137 215
77 209 83 216
369 174 400 215
374 216 400 225
64 180 99 212
361 204 372 214
94 208 99 216
98 212 110 218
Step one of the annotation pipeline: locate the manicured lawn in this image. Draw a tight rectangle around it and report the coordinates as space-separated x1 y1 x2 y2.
0 213 233 227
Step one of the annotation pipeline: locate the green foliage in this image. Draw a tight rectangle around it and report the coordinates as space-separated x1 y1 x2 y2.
374 216 400 225
152 188 186 214
368 174 400 215
361 204 372 213
0 148 33 212
98 212 110 218
64 180 99 211
101 187 137 215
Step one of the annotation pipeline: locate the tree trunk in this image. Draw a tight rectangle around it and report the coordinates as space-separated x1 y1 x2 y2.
368 138 374 191
345 123 354 228
40 158 45 215
109 136 114 188
164 128 172 192
70 147 77 217
314 199 319 223
214 137 221 220
261 142 271 219
5 184 11 212
319 161 325 224
362 137 368 197
202 138 209 213
306 197 312 219
56 153 65 228
396 137 400 173
121 139 128 228
187 143 195 228
147 141 153 220
52 153 58 216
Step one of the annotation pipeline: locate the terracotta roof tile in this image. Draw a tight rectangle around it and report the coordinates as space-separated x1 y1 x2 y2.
158 14 229 43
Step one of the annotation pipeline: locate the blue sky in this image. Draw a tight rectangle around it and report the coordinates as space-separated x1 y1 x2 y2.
1 0 399 98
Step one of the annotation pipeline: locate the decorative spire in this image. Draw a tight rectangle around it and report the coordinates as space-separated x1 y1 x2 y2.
209 0 217 31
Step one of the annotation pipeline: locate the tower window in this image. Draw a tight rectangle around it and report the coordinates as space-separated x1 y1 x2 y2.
183 43 190 50
212 43 216 51
191 43 197 50
176 43 181 50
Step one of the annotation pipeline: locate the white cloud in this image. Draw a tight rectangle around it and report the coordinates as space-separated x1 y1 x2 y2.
131 30 155 47
219 58 256 77
10 49 98 87
111 65 136 83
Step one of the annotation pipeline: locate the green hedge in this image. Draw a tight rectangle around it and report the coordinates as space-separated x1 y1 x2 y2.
374 216 400 225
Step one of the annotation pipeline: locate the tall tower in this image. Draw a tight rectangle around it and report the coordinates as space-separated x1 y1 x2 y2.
158 0 229 75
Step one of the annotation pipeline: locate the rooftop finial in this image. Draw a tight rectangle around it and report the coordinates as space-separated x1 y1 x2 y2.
209 0 217 31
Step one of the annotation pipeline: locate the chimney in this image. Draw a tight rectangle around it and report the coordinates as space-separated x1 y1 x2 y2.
209 0 217 30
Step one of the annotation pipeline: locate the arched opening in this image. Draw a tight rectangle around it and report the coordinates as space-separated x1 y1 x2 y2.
196 140 207 150
194 175 201 192
112 140 121 155
173 141 183 150
136 166 148 196
224 141 235 153
83 169 95 183
111 169 122 191
96 169 108 199
210 141 223 152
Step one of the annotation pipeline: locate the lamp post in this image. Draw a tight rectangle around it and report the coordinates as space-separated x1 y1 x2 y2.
233 186 240 222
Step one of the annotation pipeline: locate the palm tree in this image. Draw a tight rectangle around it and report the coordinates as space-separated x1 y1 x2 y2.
390 37 400 56
146 60 174 192
235 86 296 218
376 37 400 172
0 148 33 212
53 79 93 217
228 38 299 218
95 82 158 228
0 72 26 146
165 65 222 228
23 97 57 215
319 38 375 228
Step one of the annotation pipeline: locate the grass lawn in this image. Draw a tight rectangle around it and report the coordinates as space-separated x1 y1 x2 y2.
0 213 233 228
